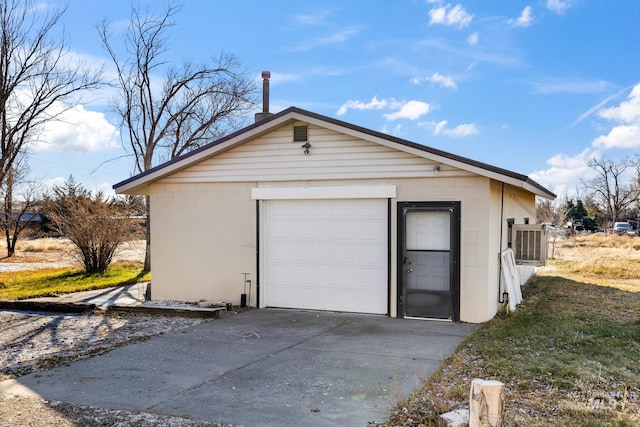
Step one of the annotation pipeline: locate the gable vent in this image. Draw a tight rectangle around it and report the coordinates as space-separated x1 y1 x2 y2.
293 125 308 142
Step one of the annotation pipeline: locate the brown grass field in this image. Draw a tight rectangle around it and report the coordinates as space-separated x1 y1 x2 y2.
0 238 145 269
387 233 640 426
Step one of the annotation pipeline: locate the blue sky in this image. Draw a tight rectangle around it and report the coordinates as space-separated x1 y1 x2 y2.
28 0 640 201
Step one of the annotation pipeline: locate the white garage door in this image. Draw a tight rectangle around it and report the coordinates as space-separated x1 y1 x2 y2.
263 199 388 314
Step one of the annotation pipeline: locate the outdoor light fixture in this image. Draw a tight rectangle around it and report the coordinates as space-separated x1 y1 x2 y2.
301 142 311 154
433 165 440 172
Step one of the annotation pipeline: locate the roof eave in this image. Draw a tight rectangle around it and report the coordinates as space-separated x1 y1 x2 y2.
114 106 556 201
113 108 299 194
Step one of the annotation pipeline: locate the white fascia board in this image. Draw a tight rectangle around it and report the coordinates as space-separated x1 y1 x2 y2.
251 185 397 200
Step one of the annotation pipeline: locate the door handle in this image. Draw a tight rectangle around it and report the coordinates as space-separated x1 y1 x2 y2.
407 268 413 273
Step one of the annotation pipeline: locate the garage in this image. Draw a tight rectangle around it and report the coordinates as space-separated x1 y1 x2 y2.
114 105 555 323
261 197 389 314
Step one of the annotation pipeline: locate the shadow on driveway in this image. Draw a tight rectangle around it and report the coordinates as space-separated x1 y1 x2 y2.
0 309 476 427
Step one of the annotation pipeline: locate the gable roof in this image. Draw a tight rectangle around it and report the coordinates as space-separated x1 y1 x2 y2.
113 106 556 200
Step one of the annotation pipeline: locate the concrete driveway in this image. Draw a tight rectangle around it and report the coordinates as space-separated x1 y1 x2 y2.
1 309 476 426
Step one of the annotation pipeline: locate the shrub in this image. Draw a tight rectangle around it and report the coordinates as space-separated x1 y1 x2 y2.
44 178 134 274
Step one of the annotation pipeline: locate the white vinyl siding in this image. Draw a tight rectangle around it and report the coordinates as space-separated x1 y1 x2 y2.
263 199 388 314
162 123 459 183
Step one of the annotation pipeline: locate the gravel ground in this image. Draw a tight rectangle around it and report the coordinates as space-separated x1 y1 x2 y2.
0 240 243 426
0 309 241 427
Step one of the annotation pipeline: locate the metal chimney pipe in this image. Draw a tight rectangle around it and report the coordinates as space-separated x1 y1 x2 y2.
255 71 273 122
262 70 270 113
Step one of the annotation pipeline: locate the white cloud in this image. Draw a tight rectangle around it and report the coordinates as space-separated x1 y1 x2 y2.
384 100 431 121
337 97 432 122
417 37 523 67
546 0 574 15
444 123 478 137
592 125 640 149
598 84 640 123
467 31 479 46
430 73 458 90
286 26 363 51
532 84 640 199
336 96 388 116
534 77 614 95
570 85 635 127
43 176 67 191
529 148 596 198
430 120 478 137
316 26 362 44
592 84 640 149
434 120 448 135
381 123 404 136
429 4 473 29
412 73 457 90
97 181 116 196
42 177 115 197
292 10 335 25
509 6 534 27
30 103 119 153
269 72 301 85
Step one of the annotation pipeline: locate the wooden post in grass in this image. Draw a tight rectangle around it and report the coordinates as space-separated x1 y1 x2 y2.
469 379 505 427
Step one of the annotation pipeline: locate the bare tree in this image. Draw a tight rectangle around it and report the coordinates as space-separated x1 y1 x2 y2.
0 0 102 188
45 177 134 274
582 157 640 223
0 156 44 257
98 3 258 271
536 197 573 259
536 198 564 226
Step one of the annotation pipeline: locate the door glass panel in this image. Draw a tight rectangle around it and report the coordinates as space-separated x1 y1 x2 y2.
406 212 450 251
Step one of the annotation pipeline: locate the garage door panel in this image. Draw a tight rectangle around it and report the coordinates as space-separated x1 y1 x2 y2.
296 199 322 217
327 266 357 286
357 199 386 215
266 220 296 240
327 221 357 240
327 243 357 264
265 242 295 263
267 263 296 283
358 290 387 311
264 199 388 314
358 220 386 241
294 265 320 285
294 242 320 263
294 220 321 240
329 199 357 217
330 288 359 310
356 243 386 264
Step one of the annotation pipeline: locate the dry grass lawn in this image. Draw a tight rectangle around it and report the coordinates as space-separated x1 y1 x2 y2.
0 238 145 268
386 233 640 427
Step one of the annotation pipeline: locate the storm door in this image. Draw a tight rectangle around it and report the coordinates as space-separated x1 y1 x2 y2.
398 202 460 320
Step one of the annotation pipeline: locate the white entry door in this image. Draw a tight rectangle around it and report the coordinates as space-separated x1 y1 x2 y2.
263 199 388 314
